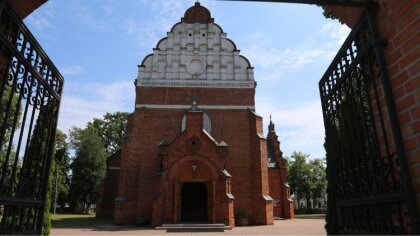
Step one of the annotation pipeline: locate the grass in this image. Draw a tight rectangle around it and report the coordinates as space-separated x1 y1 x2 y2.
51 214 113 228
294 213 326 219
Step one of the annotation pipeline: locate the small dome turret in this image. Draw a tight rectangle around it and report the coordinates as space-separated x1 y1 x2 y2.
181 2 214 24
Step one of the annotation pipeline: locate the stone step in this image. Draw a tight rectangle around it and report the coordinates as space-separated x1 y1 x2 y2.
156 223 230 232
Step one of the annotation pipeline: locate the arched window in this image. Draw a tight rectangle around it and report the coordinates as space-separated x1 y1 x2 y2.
181 113 211 134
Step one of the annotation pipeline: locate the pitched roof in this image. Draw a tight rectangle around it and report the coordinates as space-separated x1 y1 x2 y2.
267 140 278 168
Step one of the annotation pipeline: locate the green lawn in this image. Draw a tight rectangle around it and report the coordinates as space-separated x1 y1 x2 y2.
294 213 326 219
52 214 112 228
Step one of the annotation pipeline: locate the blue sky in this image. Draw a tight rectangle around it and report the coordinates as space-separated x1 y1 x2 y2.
24 0 350 159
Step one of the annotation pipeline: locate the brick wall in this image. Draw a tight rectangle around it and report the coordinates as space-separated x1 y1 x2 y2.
136 87 255 106
248 111 273 225
268 168 282 217
266 121 294 219
97 152 121 218
115 85 275 226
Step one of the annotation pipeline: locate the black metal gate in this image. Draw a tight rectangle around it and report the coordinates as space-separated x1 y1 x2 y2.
0 1 64 234
319 11 419 234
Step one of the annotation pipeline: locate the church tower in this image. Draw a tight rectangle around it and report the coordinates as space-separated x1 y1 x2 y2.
97 3 293 227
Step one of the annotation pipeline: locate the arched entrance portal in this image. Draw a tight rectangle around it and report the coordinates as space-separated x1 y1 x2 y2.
172 160 219 224
181 182 208 222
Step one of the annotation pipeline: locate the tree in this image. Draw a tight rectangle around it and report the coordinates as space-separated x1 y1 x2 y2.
68 125 107 213
0 82 22 161
287 152 327 212
309 158 327 208
287 151 312 210
66 111 128 213
89 112 129 154
51 130 71 211
322 7 340 22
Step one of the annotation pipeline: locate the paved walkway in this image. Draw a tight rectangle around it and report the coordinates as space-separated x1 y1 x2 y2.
52 218 326 235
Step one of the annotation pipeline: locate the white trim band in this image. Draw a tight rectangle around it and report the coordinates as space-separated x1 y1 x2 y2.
137 79 256 89
136 104 255 110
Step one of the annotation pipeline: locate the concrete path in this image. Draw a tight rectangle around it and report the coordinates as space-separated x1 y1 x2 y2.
52 218 326 235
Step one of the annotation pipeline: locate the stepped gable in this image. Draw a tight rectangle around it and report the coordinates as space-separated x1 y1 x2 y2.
137 2 254 89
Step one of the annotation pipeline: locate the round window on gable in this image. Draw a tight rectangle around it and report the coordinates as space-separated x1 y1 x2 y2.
181 113 212 134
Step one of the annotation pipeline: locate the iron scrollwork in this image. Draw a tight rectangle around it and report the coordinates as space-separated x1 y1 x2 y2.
0 1 64 234
319 11 418 234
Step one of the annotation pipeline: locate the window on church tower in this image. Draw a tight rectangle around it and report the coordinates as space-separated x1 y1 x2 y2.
181 113 211 134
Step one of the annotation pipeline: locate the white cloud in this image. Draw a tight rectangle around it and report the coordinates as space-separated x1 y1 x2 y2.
26 15 52 31
243 38 335 82
57 81 134 133
318 22 351 46
241 23 348 83
70 4 107 31
24 1 55 31
256 99 326 158
60 65 85 76
122 0 216 51
122 0 190 50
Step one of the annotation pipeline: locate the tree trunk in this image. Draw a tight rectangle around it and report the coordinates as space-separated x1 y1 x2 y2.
306 194 312 214
296 195 300 209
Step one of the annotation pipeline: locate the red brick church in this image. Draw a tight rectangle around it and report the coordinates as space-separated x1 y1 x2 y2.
97 2 293 227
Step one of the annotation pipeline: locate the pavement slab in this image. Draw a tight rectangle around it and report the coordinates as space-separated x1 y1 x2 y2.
51 218 326 235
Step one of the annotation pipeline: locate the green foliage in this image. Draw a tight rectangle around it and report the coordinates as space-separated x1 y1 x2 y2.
324 141 338 235
309 158 327 207
0 80 20 131
322 7 338 21
0 81 22 160
286 152 312 207
65 111 128 214
45 130 70 235
52 130 71 209
286 152 327 211
321 6 345 24
89 112 129 154
42 162 53 235
68 125 107 213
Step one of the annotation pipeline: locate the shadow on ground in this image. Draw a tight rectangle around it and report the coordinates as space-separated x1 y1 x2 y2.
53 216 111 228
52 214 156 232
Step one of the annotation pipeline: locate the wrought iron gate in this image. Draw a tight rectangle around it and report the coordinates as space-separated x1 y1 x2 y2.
319 11 419 234
0 1 64 234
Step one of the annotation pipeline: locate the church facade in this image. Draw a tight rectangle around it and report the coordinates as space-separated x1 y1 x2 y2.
97 3 293 227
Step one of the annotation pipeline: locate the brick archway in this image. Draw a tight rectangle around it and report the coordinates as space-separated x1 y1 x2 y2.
168 156 218 224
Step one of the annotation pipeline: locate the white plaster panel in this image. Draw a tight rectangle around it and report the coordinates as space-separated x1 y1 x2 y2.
137 21 255 88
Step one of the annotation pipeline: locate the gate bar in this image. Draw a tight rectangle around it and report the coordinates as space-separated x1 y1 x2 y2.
366 11 420 233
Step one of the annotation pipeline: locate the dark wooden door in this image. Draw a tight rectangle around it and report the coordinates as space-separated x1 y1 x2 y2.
181 182 208 222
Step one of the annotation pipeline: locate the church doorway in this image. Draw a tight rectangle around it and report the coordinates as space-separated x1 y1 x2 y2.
180 182 208 222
